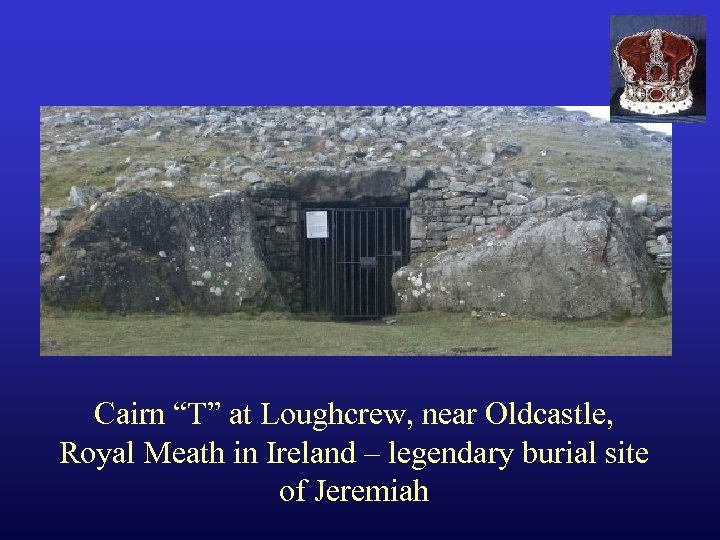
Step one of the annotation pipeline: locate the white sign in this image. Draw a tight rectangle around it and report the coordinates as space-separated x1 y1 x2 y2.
306 211 328 238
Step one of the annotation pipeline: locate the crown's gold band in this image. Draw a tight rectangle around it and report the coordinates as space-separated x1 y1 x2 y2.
623 81 691 103
620 84 693 115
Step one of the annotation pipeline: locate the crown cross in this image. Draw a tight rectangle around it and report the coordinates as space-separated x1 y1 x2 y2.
645 29 669 82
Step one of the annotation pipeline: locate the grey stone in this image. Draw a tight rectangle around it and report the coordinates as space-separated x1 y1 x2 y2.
40 216 58 234
517 170 534 185
135 168 160 179
653 216 672 234
495 140 522 156
546 195 570 206
648 244 671 255
426 240 446 248
428 178 449 189
405 167 430 189
41 191 285 313
465 184 488 195
242 171 263 183
499 204 523 215
525 196 547 213
392 193 665 319
48 206 83 220
447 226 474 240
165 165 187 179
293 168 408 204
69 185 104 207
411 240 425 250
339 127 357 141
488 189 507 200
506 192 529 205
410 215 427 240
445 197 475 208
419 189 444 201
631 193 648 215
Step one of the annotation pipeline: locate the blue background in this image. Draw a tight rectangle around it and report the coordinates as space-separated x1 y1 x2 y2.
3 1 719 537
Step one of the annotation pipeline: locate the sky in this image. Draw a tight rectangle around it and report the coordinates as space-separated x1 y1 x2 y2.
559 106 672 136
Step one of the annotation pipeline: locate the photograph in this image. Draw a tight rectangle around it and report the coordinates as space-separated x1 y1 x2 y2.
40 106 672 355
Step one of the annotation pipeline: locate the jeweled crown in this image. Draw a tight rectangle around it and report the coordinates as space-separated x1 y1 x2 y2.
615 28 697 115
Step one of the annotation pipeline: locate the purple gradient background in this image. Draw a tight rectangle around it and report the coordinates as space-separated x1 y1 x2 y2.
3 1 719 537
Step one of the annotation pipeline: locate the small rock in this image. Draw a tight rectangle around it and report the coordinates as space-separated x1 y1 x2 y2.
517 170 534 185
165 165 187 179
339 127 357 142
242 171 263 183
496 140 522 156
69 185 103 207
40 216 58 234
653 216 672 234
506 192 529 205
631 193 648 215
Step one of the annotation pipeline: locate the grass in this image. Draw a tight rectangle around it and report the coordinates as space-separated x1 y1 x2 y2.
40 310 671 356
479 123 672 204
40 123 254 207
40 106 672 207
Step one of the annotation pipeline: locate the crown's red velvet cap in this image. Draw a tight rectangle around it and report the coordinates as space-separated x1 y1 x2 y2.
617 31 694 82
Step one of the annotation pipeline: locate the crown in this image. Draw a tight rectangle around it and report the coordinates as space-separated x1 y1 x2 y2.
615 28 697 115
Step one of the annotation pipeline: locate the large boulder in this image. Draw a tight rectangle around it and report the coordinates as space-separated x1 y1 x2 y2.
292 167 427 204
41 190 285 312
392 193 666 319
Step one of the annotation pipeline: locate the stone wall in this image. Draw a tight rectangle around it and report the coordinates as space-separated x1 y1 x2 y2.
248 184 303 312
410 169 539 252
408 172 672 305
634 198 672 312
41 164 672 316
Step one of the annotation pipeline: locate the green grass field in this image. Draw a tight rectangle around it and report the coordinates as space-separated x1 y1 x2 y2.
40 311 671 356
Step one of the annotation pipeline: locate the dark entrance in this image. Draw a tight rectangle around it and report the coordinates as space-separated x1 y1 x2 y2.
301 206 410 318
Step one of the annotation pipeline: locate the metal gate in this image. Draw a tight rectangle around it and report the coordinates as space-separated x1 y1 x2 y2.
302 207 410 318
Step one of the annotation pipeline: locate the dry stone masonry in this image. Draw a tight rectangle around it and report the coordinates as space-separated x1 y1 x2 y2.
40 106 672 318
